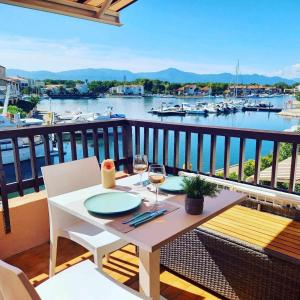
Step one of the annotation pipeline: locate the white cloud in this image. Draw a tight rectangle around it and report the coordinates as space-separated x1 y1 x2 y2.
0 34 237 73
270 64 300 79
2 34 296 78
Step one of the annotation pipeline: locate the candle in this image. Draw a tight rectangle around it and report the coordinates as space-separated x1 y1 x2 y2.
101 159 116 188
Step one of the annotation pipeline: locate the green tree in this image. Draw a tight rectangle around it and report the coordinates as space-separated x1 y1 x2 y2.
0 105 27 117
29 95 40 106
296 92 300 102
243 160 255 178
261 153 273 170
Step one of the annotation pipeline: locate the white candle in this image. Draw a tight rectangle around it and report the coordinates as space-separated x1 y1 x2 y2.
101 159 116 188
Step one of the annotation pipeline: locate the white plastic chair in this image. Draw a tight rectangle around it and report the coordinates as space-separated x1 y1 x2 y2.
0 259 142 300
41 157 128 277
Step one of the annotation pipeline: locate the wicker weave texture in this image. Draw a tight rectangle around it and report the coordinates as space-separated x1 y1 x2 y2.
161 228 300 300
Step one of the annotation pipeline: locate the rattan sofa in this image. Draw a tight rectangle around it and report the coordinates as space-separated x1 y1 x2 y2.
161 199 300 300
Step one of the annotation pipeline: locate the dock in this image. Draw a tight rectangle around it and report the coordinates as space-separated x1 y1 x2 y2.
278 109 300 118
156 111 186 116
242 107 282 112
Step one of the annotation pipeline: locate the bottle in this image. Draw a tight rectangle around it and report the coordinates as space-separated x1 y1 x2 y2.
101 159 116 188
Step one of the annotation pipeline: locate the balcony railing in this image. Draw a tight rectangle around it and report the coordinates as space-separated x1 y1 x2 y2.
1 118 300 233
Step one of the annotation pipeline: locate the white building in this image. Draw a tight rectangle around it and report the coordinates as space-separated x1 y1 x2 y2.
33 80 45 88
294 85 300 93
75 83 89 94
0 65 6 79
45 84 66 95
109 84 144 95
0 66 21 103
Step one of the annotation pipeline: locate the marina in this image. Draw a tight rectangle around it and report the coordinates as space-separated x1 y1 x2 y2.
148 99 283 116
28 95 298 184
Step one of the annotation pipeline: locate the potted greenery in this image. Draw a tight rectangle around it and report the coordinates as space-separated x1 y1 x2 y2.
181 176 218 215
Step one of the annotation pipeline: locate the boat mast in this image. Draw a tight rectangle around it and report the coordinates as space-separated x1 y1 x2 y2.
234 60 240 98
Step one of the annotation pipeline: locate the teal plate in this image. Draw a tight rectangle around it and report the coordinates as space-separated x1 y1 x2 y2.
84 192 142 215
159 176 185 193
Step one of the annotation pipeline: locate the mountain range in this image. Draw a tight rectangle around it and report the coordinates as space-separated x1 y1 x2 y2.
6 68 298 85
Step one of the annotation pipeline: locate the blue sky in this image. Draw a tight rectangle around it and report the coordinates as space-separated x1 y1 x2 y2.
1 0 300 77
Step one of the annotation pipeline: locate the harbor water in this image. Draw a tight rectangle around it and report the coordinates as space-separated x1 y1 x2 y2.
7 95 298 186
37 95 299 173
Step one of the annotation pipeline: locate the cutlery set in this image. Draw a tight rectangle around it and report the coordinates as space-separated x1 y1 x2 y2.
123 209 167 227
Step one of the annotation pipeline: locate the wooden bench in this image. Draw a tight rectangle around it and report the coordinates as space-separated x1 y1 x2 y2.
161 204 300 300
202 205 300 262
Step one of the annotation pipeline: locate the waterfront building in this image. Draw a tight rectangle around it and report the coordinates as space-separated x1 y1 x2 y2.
177 84 209 96
294 84 300 93
45 84 66 95
229 84 282 96
0 66 21 103
109 84 144 95
33 80 46 88
0 65 6 79
75 82 89 94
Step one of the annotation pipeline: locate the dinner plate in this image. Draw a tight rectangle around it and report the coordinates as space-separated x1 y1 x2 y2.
159 176 185 193
84 192 142 215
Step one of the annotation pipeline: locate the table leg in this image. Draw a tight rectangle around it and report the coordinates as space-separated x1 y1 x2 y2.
139 248 160 300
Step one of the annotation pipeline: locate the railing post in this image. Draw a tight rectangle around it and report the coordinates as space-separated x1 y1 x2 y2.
163 129 169 166
153 128 158 163
135 126 140 155
271 141 280 188
92 128 100 162
0 149 11 233
238 138 245 182
122 123 133 173
144 127 149 157
185 132 191 170
254 139 262 185
113 126 120 170
197 133 203 173
12 137 24 196
223 136 230 179
210 135 216 176
28 136 39 192
289 143 298 192
173 130 179 174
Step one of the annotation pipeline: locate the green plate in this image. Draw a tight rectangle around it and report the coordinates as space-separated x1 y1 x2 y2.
159 176 185 193
84 192 142 215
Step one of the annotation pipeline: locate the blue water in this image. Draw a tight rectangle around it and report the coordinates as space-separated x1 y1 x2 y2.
37 96 299 174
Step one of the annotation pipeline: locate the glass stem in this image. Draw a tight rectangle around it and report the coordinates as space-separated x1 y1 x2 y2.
140 173 142 186
156 187 158 204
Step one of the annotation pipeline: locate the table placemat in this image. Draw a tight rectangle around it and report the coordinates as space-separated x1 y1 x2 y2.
107 201 180 233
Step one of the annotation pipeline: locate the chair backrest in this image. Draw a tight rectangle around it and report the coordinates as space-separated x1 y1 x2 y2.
41 156 102 198
0 260 41 300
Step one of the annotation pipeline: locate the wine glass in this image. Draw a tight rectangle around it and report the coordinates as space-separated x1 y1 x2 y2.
133 154 148 186
148 164 166 206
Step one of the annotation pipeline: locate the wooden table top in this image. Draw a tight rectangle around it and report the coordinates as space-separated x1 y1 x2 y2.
49 174 247 252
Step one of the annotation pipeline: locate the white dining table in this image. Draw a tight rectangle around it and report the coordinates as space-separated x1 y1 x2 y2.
48 173 247 300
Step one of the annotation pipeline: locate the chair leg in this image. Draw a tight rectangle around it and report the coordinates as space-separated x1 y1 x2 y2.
49 235 58 277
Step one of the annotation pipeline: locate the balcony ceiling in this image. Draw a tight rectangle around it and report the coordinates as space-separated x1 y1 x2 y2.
0 0 137 25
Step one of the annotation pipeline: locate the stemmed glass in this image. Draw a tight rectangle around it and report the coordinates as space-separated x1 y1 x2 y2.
148 164 166 206
133 154 148 186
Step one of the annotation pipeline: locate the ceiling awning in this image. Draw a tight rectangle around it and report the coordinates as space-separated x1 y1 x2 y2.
0 0 137 25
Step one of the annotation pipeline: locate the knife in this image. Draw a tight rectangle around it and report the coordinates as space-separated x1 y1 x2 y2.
130 209 167 227
122 211 154 224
